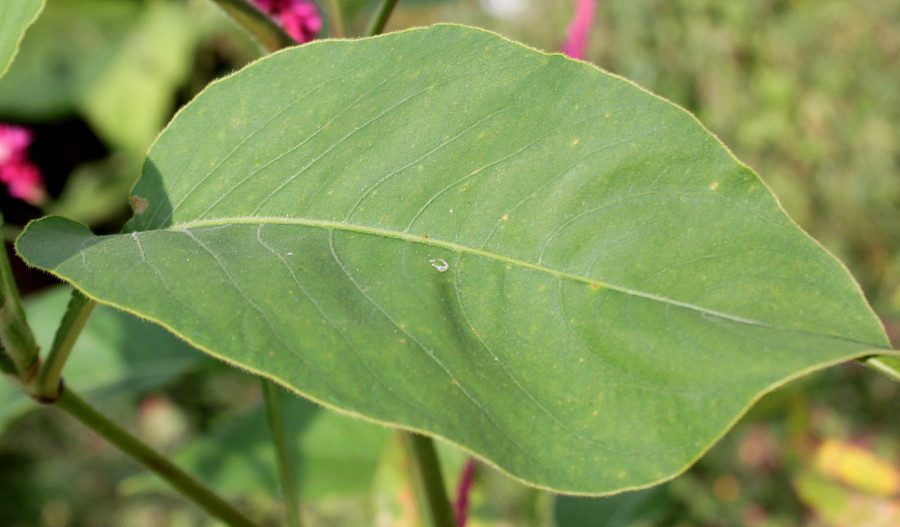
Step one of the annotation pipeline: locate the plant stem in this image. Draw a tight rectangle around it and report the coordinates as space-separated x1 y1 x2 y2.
2 224 21 244
400 431 456 527
33 290 95 401
208 0 297 52
326 0 346 38
56 386 259 527
862 356 900 383
0 214 39 382
366 0 400 36
524 486 551 527
262 379 302 527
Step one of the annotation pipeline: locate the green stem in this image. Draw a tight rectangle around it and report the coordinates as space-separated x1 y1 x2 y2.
208 0 297 52
400 431 456 527
366 0 400 36
33 290 95 401
326 0 346 38
0 214 39 382
56 386 258 527
524 486 551 527
2 224 21 244
862 356 900 383
262 379 302 527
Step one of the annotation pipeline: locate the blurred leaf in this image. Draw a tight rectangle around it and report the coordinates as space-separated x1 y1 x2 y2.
16 24 898 494
0 0 143 120
0 0 199 156
0 286 208 433
794 472 900 527
47 155 139 226
0 0 43 79
80 0 198 154
814 439 900 497
124 394 389 500
372 433 427 527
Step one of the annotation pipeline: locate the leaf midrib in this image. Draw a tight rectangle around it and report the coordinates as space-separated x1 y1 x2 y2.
161 216 883 349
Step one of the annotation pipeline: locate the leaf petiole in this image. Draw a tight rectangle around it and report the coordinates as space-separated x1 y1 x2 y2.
366 0 400 37
326 0 346 38
0 213 39 384
32 289 95 401
401 431 456 527
208 0 297 52
263 379 303 527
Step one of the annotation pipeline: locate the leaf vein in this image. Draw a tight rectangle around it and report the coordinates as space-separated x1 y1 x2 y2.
254 225 421 414
160 217 887 350
326 230 531 454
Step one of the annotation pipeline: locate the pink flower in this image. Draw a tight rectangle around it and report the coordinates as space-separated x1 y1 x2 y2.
0 124 45 206
561 0 597 60
254 0 322 44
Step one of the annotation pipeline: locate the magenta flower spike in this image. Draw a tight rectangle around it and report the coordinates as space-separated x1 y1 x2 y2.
0 124 45 206
453 458 477 527
254 0 322 44
561 0 597 60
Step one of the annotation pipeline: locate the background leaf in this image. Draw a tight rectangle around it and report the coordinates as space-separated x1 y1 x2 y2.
0 0 200 156
0 0 43 79
123 392 389 501
16 25 897 494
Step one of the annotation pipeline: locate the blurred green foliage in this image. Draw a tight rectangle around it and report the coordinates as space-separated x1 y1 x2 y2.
2 0 899 526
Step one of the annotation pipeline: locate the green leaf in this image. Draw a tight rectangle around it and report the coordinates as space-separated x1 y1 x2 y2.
0 0 43 79
15 25 897 494
554 487 670 527
0 286 208 432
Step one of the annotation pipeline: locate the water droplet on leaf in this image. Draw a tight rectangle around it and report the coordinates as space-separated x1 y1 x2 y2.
429 258 449 272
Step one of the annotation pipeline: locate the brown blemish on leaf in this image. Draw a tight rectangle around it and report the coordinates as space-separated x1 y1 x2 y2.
130 195 149 214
